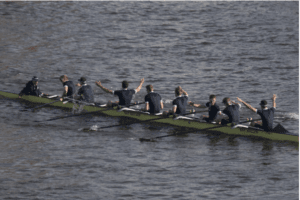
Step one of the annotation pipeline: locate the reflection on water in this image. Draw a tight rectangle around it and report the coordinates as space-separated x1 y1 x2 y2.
0 2 298 199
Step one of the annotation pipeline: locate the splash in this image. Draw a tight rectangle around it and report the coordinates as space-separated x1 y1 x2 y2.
89 125 98 131
275 112 299 120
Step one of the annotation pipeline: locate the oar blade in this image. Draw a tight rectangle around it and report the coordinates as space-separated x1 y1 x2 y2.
139 138 154 142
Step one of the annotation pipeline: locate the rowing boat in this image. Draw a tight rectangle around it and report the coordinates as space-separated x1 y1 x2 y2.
0 91 298 143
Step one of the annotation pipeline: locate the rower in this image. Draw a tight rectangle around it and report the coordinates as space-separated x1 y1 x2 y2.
189 94 221 123
237 94 277 132
95 78 144 107
59 75 75 101
19 76 44 98
221 97 241 125
144 85 164 114
172 86 188 115
76 77 94 103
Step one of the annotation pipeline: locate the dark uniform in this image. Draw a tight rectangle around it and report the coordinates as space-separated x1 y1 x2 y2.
145 92 162 114
221 104 240 125
113 89 136 107
172 95 188 115
63 81 75 97
78 84 94 103
19 81 42 97
203 102 220 122
255 108 276 131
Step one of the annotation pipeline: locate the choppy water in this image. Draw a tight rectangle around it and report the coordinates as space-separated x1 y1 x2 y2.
0 2 298 199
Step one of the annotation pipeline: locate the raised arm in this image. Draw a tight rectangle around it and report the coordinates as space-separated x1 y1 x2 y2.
172 105 177 114
145 102 149 111
179 86 188 96
60 87 69 101
135 78 144 93
188 101 206 108
237 97 257 113
272 94 276 108
160 101 164 109
95 81 113 94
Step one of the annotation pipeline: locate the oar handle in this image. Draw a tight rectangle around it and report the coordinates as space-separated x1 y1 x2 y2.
32 95 75 110
238 119 261 124
63 97 96 106
128 101 145 107
140 123 226 142
171 110 208 118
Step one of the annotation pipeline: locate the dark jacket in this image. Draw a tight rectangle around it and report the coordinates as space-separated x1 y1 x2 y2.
19 81 42 97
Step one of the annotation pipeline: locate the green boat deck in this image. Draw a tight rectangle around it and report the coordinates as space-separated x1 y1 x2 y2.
0 91 298 144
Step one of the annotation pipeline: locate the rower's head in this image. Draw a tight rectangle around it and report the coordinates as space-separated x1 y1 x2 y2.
146 85 153 93
122 81 129 89
175 87 182 97
59 75 68 83
260 100 267 109
78 77 87 85
222 97 231 106
32 76 39 85
209 95 216 103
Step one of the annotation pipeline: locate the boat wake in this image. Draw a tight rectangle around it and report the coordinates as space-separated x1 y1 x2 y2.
275 112 299 120
78 125 99 131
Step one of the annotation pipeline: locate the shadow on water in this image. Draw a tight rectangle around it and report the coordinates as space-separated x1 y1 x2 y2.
262 140 273 151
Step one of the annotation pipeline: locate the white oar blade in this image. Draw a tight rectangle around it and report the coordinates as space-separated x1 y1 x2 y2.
47 95 58 99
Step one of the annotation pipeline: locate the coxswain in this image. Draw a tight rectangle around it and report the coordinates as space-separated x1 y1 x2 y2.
144 85 164 114
19 76 44 98
76 77 94 103
237 94 277 132
95 78 144 107
221 97 241 125
59 75 75 101
172 86 188 115
189 94 221 123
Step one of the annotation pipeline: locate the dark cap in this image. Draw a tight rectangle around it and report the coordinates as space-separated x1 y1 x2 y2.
260 100 267 106
78 77 86 82
32 76 39 82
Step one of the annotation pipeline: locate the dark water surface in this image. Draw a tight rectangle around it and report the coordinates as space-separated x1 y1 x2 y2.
0 2 298 199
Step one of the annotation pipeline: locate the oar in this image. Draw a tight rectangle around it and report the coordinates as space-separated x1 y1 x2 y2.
231 119 261 129
28 98 61 111
35 101 145 122
81 114 168 131
81 109 209 131
139 118 280 142
237 118 261 124
139 123 226 142
21 95 74 111
36 109 105 122
63 97 95 106
231 119 291 134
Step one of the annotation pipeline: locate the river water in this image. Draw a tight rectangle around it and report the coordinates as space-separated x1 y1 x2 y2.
0 2 298 199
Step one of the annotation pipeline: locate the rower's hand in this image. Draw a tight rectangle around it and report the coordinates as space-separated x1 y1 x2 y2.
60 98 63 101
231 100 237 104
188 101 194 106
76 83 82 87
272 94 277 100
18 96 21 98
236 97 242 102
140 78 144 84
95 81 101 87
178 86 182 92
